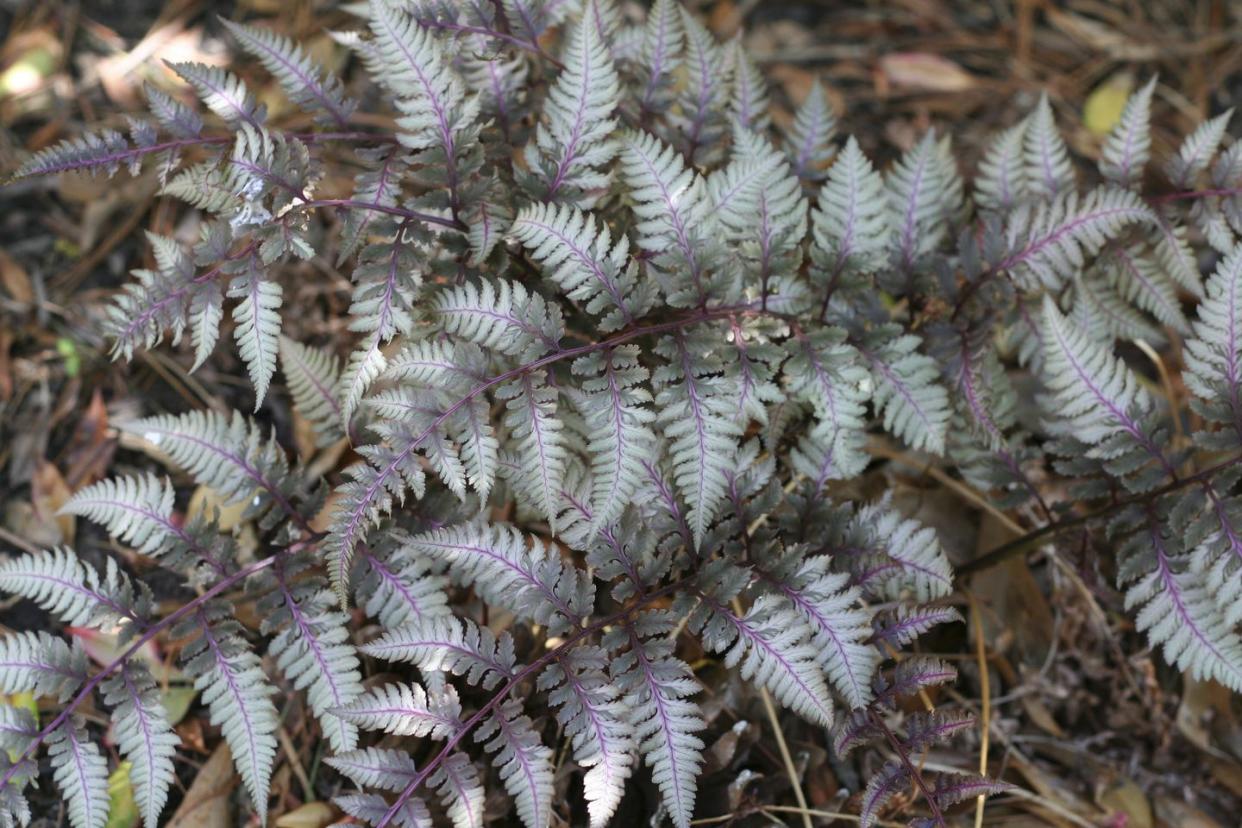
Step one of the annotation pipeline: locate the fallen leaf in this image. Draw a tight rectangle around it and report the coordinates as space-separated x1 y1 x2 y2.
879 52 976 93
168 743 234 828
186 485 247 533
0 249 32 304
68 627 168 679
274 802 335 828
160 686 198 726
63 389 114 488
1097 775 1152 828
31 459 74 544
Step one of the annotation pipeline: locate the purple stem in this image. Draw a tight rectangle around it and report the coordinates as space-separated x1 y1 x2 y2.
374 578 689 827
0 554 280 792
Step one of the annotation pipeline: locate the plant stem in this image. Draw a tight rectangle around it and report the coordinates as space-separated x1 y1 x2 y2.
374 577 690 827
0 553 282 791
871 710 947 827
300 199 466 231
957 451 1242 576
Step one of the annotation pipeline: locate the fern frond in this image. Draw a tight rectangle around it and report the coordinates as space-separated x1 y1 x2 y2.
538 648 634 828
333 792 430 828
784 329 871 483
573 346 657 536
1166 109 1233 188
509 202 650 331
530 5 620 203
475 699 554 828
608 613 705 828
850 500 954 602
929 775 1014 811
432 279 563 360
0 632 87 701
887 131 961 271
690 586 835 726
1071 271 1164 346
1024 92 1075 200
901 709 975 755
782 78 836 183
1039 296 1154 448
228 261 283 408
338 239 422 427
1185 244 1242 435
637 0 685 116
337 148 410 265
101 661 178 828
0 707 36 752
671 7 729 163
1105 246 1189 333
860 762 907 828
62 473 176 556
326 747 419 792
0 548 148 631
863 331 951 455
144 82 202 139
1125 523 1242 691
403 523 592 634
1100 77 1156 188
354 542 450 629
872 604 963 649
260 564 364 753
63 473 229 577
810 137 889 286
1002 186 1152 290
166 61 265 129
221 19 356 128
107 232 201 363
121 409 294 519
279 336 345 446
756 554 878 708
654 332 744 549
334 681 462 739
499 374 570 530
430 750 485 828
367 3 473 154
13 128 137 180
619 130 717 306
48 717 109 828
361 615 517 690
975 121 1028 213
176 606 278 822
712 127 807 291
728 37 770 132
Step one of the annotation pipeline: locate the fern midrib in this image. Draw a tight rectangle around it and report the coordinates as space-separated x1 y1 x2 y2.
63 721 99 828
1146 512 1242 676
198 609 267 792
0 554 280 793
335 301 770 560
693 588 833 724
372 576 692 827
230 25 351 129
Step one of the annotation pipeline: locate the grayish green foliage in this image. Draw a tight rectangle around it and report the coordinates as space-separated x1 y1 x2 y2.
6 2 1242 827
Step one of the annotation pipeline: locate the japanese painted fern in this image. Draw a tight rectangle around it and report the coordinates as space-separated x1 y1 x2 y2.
5 1 1242 826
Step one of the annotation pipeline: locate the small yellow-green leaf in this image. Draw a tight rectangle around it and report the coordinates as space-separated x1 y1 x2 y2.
1084 73 1135 136
2 692 38 762
160 686 198 726
274 802 334 828
105 762 140 828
